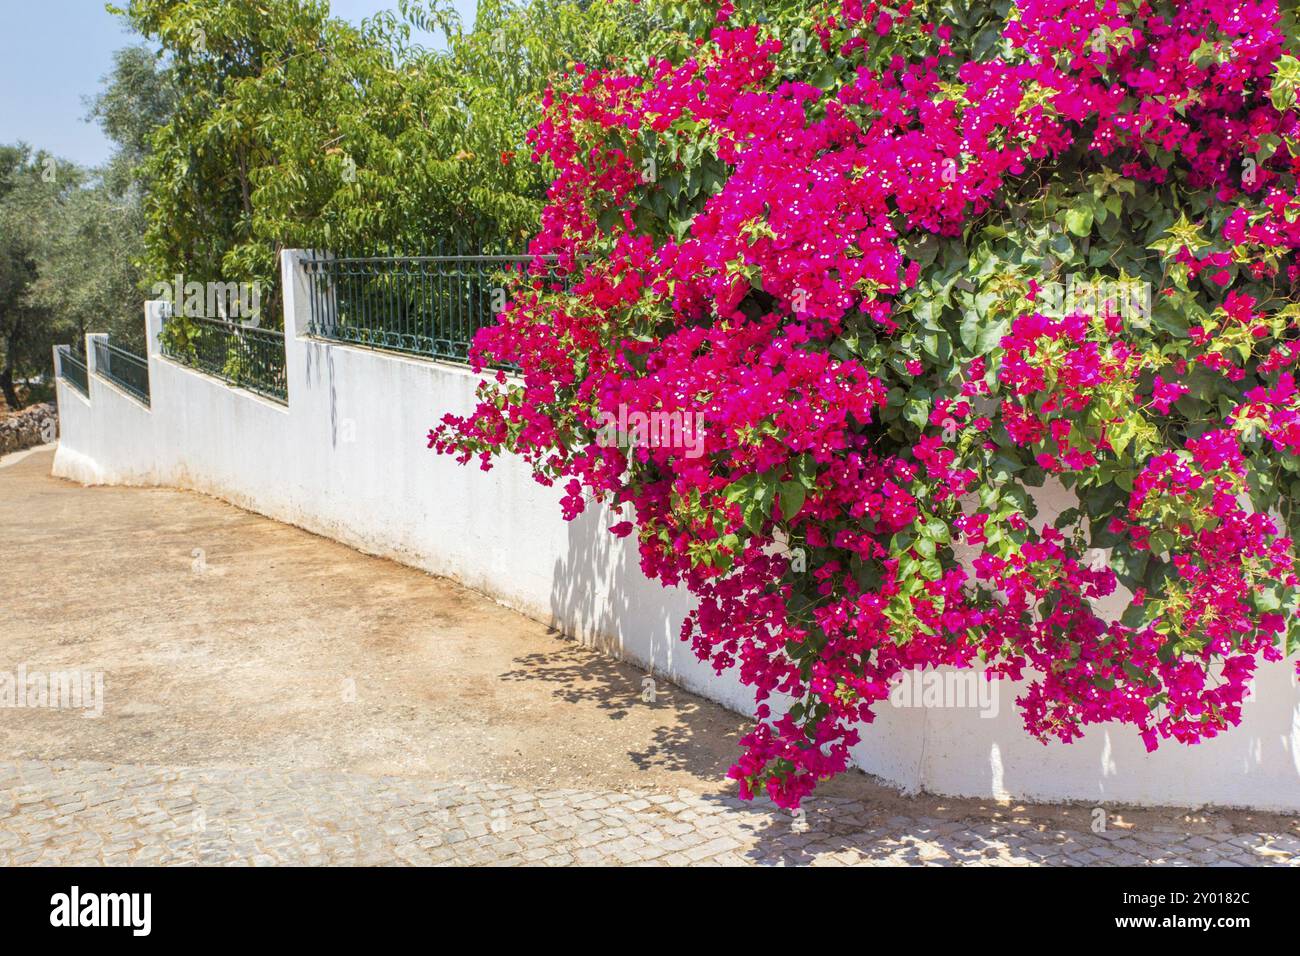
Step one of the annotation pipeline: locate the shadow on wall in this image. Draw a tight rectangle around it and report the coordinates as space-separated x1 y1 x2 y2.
846 657 1300 810
547 500 695 686
534 498 754 780
544 493 1300 810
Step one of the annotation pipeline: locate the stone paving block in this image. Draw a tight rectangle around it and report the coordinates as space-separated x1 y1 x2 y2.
0 759 1296 867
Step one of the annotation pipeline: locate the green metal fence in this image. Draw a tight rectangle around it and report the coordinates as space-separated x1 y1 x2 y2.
92 338 150 406
57 345 89 397
161 316 288 404
301 253 565 363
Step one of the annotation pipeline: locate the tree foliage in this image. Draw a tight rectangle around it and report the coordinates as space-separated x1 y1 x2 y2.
115 0 675 309
0 41 169 407
0 149 97 408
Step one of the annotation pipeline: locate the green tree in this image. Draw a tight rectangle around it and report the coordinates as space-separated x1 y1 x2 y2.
25 179 150 354
87 44 176 201
0 40 172 406
0 147 82 408
113 0 674 312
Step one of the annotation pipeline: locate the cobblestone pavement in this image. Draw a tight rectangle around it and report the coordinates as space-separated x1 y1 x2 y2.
2 760 1297 866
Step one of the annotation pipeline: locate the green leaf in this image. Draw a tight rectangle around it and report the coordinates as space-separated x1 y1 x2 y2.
1148 530 1176 555
1065 204 1094 237
923 520 950 544
779 481 806 522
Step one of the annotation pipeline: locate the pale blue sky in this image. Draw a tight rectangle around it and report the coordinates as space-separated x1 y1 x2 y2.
0 1 478 167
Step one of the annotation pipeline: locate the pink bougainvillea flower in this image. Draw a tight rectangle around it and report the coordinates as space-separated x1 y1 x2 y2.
432 0 1300 807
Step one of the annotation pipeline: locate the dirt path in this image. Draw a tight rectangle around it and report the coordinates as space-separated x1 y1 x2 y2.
1 447 1297 865
0 447 757 794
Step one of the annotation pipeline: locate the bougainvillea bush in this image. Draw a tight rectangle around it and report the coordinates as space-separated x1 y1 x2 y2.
432 0 1300 807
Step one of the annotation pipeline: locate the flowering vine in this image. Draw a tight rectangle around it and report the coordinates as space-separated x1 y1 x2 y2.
432 0 1300 807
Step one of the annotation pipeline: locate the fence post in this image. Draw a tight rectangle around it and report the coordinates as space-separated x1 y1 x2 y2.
144 300 168 358
282 249 331 340
86 333 108 379
85 334 105 402
281 249 328 407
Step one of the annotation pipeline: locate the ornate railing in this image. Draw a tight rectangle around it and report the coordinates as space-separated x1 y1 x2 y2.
92 339 150 406
57 345 89 397
161 316 287 404
301 253 566 364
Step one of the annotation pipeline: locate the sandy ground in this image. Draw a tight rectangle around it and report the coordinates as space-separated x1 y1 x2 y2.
2 445 1297 841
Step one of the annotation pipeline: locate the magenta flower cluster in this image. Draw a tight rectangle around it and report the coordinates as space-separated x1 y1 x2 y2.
433 0 1300 807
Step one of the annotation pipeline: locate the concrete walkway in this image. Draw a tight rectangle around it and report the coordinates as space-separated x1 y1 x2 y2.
2 447 1297 866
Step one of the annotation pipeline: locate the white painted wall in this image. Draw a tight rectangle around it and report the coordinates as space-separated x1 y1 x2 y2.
50 250 1300 812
